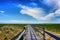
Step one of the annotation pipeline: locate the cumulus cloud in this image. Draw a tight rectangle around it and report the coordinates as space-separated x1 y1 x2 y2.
40 13 55 20
43 0 60 9
41 9 60 21
42 0 59 13
19 4 45 20
20 8 45 20
19 4 60 20
39 0 60 21
55 9 60 16
18 0 60 23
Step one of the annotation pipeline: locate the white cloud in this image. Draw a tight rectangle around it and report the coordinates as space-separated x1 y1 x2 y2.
20 8 45 20
18 4 29 9
0 10 10 17
0 19 60 24
43 0 60 8
42 0 60 13
20 0 60 21
18 4 60 23
0 20 24 23
19 4 45 20
57 0 60 8
45 0 60 17
40 13 55 20
0 10 7 16
41 9 60 21
41 9 60 20
0 10 5 14
43 0 57 6
55 9 60 16
19 4 58 21
0 20 40 24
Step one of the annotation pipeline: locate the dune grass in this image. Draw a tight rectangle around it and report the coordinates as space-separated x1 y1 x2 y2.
32 24 60 40
0 24 26 40
32 24 60 33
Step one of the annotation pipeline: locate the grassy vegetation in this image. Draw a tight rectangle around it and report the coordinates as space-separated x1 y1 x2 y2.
0 24 60 40
32 24 60 39
32 24 60 34
0 24 26 40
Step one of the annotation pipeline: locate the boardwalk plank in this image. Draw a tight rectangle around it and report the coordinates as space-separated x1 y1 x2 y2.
23 25 40 40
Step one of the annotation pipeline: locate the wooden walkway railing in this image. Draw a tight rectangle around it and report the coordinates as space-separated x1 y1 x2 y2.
11 29 25 40
44 30 60 40
36 26 60 40
11 25 60 40
11 25 40 40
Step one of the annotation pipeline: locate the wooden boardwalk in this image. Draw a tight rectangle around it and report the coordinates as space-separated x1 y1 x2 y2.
11 25 60 40
23 25 40 40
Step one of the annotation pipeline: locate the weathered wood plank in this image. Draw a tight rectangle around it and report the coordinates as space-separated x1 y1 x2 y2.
23 25 40 40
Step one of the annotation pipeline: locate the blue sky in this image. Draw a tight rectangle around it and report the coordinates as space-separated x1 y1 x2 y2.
0 0 60 24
